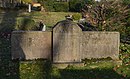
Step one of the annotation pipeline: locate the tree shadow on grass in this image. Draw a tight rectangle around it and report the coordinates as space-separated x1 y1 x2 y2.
0 9 20 79
43 60 53 79
52 67 125 79
18 59 53 79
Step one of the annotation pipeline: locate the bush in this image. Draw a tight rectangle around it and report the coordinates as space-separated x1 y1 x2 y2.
72 13 82 20
41 0 55 12
69 0 86 12
53 2 69 12
38 0 89 12
120 43 130 65
41 0 69 12
15 18 37 31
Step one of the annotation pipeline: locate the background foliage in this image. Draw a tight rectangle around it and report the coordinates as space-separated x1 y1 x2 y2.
53 2 69 12
82 0 130 44
69 0 86 12
38 0 87 12
72 13 82 20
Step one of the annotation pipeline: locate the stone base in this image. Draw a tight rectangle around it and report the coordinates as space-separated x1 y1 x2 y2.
52 62 84 69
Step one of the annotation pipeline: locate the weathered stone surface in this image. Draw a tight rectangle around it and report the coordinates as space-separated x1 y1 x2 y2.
11 31 51 60
81 32 120 60
53 20 82 63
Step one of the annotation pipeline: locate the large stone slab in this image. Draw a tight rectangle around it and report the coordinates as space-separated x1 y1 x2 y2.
11 31 51 60
81 32 120 60
53 20 82 63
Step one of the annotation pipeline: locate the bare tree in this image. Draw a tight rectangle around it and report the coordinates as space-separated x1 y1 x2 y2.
82 0 130 31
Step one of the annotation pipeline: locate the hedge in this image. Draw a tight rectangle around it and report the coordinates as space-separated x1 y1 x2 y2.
53 2 69 12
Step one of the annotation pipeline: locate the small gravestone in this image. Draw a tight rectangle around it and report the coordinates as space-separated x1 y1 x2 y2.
53 20 82 63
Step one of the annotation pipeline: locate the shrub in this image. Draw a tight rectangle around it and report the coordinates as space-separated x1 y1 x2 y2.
72 13 82 20
120 43 130 65
69 0 86 12
41 0 69 12
15 18 36 31
41 0 55 12
53 2 69 12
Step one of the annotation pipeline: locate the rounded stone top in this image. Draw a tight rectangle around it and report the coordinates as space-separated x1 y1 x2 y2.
53 20 82 33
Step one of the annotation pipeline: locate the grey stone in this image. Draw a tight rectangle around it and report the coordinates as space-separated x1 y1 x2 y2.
11 31 51 60
81 32 120 60
53 20 82 63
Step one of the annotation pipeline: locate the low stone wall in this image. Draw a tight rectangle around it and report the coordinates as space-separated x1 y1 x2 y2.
11 31 52 60
81 31 120 60
11 20 120 62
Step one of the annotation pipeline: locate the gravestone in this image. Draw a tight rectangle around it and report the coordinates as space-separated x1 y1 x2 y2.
53 20 82 63
82 32 120 60
11 31 51 60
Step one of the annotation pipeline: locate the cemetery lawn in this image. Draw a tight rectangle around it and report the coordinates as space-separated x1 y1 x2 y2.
1 58 130 79
0 11 130 79
0 10 78 32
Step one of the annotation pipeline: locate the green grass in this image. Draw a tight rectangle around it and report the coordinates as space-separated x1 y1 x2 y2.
18 60 130 79
20 60 52 79
16 11 79 30
0 10 80 32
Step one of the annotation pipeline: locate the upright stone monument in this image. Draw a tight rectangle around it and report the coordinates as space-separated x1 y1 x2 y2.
53 20 82 63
